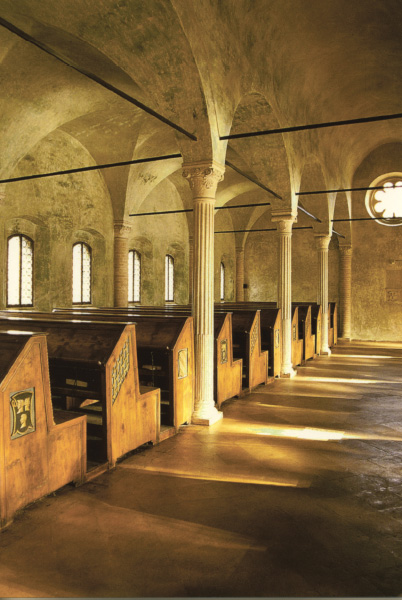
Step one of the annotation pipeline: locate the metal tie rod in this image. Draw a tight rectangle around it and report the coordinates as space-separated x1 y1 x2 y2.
130 202 272 217
332 217 401 222
215 226 313 234
0 154 182 185
298 185 402 196
220 112 402 140
0 17 197 141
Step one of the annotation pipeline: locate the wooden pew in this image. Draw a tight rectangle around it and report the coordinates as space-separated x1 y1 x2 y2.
328 302 338 347
0 314 160 470
0 331 86 529
294 304 316 362
297 303 322 355
214 307 268 391
214 313 243 407
55 307 241 409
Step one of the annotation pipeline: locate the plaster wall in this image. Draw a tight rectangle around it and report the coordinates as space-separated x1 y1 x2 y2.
1 130 113 311
350 144 402 341
129 179 189 305
214 210 235 303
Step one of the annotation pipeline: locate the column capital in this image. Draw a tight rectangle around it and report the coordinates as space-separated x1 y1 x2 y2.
315 233 331 250
339 244 353 256
113 220 132 238
271 210 297 233
182 161 225 198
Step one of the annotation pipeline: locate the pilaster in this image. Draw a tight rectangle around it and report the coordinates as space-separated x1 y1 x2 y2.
272 210 297 378
235 246 245 301
113 220 131 308
183 161 225 425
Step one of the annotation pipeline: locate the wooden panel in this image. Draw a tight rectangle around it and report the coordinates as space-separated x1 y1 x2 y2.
0 334 86 529
215 313 242 408
171 317 194 427
248 311 268 390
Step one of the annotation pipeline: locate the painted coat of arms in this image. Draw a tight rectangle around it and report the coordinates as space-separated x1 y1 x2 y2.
10 388 36 439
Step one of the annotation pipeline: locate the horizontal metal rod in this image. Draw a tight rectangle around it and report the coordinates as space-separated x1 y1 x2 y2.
0 17 197 142
0 154 182 185
221 112 402 140
332 217 401 222
298 185 401 196
225 160 282 200
215 226 313 234
332 229 346 239
298 205 322 223
130 202 272 217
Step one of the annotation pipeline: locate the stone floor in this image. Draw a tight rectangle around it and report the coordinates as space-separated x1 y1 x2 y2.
1 340 402 598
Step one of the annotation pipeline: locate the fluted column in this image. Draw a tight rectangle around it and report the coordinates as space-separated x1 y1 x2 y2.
183 161 225 425
236 246 245 301
113 220 131 307
272 210 297 378
188 235 194 303
315 234 332 355
339 244 352 340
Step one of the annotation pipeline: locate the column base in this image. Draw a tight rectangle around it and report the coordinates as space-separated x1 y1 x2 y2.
192 407 223 426
280 367 297 379
321 348 332 356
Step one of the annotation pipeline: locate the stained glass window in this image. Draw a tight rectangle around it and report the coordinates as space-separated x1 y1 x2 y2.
165 254 174 302
220 262 225 301
72 242 91 304
128 250 141 303
7 235 33 307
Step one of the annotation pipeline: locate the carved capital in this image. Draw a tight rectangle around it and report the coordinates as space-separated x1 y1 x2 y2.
182 161 224 198
339 244 353 256
271 209 297 234
315 233 331 251
113 220 131 238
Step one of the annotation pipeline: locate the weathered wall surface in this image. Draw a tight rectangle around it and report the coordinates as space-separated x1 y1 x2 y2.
129 178 189 305
214 210 235 302
1 130 114 311
350 144 402 341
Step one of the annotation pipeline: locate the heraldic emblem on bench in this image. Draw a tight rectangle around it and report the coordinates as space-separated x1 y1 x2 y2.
10 388 36 439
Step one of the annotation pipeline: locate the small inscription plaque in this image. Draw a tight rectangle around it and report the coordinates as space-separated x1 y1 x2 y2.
220 339 228 364
178 349 188 379
10 388 35 439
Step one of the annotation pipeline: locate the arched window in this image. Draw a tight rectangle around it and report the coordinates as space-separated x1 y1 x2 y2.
165 254 174 302
220 262 225 301
128 249 141 303
365 173 402 226
7 234 33 307
72 242 92 304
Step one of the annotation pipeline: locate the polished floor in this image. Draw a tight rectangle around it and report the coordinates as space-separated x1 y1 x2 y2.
2 340 402 598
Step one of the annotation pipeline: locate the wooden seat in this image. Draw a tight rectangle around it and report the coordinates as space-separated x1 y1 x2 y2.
0 331 86 529
0 313 160 468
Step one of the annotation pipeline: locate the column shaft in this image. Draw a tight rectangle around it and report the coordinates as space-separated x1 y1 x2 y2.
316 234 331 354
188 235 194 304
272 212 297 378
339 245 352 339
183 162 224 425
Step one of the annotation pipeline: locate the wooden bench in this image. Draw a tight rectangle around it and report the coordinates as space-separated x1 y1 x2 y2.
0 314 160 469
328 302 338 347
293 304 316 362
0 331 86 529
55 307 241 409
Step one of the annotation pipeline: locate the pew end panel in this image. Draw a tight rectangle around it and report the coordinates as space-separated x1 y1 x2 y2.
106 325 160 466
172 317 194 428
248 311 269 391
215 313 243 408
291 306 303 367
0 333 86 529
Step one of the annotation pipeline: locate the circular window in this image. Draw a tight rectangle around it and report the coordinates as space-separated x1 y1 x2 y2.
365 172 402 226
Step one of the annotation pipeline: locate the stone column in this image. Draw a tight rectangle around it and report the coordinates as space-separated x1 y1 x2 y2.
188 235 194 304
315 234 332 355
183 161 224 425
339 244 352 340
235 246 245 301
271 210 297 378
113 220 131 307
